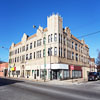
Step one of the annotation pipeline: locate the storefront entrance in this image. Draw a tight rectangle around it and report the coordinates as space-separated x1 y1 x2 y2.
53 70 57 79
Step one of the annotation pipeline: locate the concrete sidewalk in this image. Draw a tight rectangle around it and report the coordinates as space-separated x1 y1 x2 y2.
3 76 88 85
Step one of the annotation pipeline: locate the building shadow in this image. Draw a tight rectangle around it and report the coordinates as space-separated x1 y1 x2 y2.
0 77 24 87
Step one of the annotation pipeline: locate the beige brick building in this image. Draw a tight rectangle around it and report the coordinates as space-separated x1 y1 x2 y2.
9 14 90 80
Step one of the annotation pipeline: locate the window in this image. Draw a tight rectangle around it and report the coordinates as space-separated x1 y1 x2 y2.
67 50 71 59
64 37 66 45
76 53 78 61
72 52 74 60
30 53 32 59
61 48 62 57
81 46 83 53
22 46 25 52
72 42 74 49
37 70 39 76
18 48 19 53
30 43 32 49
51 34 53 42
48 35 50 43
20 56 21 61
64 48 66 58
43 37 46 44
59 33 60 43
22 55 25 62
20 47 21 53
59 47 60 57
17 57 19 62
54 33 57 42
34 41 36 48
34 52 35 59
26 54 28 60
43 49 45 57
75 43 77 51
61 34 62 43
48 48 52 56
36 50 41 58
15 49 17 54
15 57 16 62
37 39 42 46
54 47 57 56
40 50 41 58
26 44 28 51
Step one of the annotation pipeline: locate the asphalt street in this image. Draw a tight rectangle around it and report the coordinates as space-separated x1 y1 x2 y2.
0 77 100 100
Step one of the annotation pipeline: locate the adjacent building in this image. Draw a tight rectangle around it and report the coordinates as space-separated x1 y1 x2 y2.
0 62 8 77
9 14 90 80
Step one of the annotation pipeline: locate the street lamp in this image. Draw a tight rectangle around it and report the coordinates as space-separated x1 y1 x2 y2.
33 25 46 82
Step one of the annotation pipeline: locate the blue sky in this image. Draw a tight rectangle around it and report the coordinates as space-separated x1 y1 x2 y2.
0 0 100 62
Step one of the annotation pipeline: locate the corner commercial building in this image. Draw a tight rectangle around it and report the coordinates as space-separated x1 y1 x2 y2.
9 14 90 80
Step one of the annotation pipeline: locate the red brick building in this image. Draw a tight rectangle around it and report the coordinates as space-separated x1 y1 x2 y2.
0 62 8 77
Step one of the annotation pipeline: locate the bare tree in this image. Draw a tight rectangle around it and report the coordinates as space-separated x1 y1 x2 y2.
96 51 100 65
96 50 100 71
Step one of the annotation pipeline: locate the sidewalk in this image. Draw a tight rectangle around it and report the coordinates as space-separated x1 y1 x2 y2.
4 76 88 85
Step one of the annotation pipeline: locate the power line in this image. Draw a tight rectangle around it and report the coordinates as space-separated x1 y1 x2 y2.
77 31 100 39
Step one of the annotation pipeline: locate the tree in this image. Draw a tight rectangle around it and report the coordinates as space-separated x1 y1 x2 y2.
96 51 100 72
96 51 100 66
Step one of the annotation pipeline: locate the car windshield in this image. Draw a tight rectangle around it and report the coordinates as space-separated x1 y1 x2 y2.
88 72 97 75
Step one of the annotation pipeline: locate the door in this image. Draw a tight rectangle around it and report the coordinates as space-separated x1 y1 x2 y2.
53 70 57 79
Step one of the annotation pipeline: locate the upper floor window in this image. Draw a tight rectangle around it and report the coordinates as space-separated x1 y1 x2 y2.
54 33 57 42
67 50 71 59
30 43 32 49
51 34 53 42
54 47 57 56
64 48 66 58
37 39 42 46
72 52 74 60
17 57 19 62
43 49 45 57
26 54 28 60
36 50 41 58
20 56 21 61
76 53 78 61
61 48 62 57
75 43 77 51
15 49 17 54
15 57 16 62
48 35 50 43
64 37 66 45
34 41 36 48
81 46 83 53
48 48 52 56
59 47 60 57
61 35 62 44
26 44 28 51
59 33 60 43
18 48 19 54
20 47 21 53
72 42 74 49
34 52 35 59
43 37 46 44
30 53 32 59
22 46 25 52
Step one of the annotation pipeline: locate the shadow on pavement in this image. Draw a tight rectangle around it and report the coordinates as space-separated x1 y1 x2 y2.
0 77 24 87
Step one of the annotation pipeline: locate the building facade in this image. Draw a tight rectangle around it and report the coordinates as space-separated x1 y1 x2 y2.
0 62 8 77
89 58 97 72
9 14 90 80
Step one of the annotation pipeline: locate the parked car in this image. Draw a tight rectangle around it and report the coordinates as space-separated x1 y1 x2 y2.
97 72 100 80
88 72 98 81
